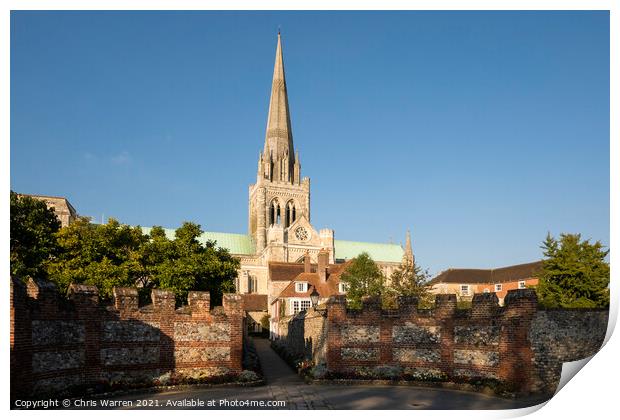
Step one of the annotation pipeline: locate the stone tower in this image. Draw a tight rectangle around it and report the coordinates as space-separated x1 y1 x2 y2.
249 33 311 255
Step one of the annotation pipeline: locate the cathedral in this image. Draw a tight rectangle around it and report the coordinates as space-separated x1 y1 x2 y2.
144 33 411 329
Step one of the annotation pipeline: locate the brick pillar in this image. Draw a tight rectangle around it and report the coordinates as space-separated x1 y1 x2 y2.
326 296 347 373
435 294 456 379
223 294 244 373
498 289 538 394
68 284 101 386
361 296 386 364
113 287 139 314
27 278 59 315
471 293 499 319
188 291 211 319
151 290 176 373
10 278 32 401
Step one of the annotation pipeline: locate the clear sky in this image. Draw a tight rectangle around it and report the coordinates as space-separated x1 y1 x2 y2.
10 11 609 275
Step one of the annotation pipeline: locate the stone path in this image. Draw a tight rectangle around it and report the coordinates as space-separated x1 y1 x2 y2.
253 338 332 409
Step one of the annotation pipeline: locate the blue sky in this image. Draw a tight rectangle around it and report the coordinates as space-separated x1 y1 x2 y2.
10 11 609 275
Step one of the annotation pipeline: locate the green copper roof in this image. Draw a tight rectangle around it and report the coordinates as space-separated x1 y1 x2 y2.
139 227 402 262
334 239 404 263
140 227 256 255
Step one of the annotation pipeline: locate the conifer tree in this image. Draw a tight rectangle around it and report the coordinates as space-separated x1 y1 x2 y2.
536 233 609 308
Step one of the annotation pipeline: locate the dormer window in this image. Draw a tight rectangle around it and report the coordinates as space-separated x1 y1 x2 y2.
339 282 348 294
295 282 308 293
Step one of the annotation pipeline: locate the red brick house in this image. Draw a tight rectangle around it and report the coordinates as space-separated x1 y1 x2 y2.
269 250 350 337
429 261 542 305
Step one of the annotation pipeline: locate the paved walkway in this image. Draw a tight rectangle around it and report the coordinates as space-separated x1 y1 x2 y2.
93 337 550 410
253 337 332 409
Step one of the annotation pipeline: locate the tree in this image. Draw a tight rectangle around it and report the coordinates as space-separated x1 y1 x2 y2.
46 217 147 297
147 222 239 306
389 259 433 307
340 252 385 309
536 233 610 309
47 218 240 306
10 191 61 279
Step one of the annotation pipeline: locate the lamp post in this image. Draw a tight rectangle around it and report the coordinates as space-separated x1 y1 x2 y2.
310 288 320 308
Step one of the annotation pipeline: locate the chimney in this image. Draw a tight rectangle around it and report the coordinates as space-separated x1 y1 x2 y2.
304 251 311 273
318 248 329 282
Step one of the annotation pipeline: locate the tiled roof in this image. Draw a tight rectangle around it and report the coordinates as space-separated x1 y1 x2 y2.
429 261 543 285
269 262 306 282
242 294 268 311
140 227 255 255
272 261 352 304
334 239 404 263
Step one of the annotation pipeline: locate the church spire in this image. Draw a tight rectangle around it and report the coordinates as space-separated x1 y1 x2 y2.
261 32 296 183
404 229 414 265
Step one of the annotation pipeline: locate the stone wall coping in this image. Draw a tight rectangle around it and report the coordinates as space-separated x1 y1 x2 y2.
325 292 538 320
15 279 244 318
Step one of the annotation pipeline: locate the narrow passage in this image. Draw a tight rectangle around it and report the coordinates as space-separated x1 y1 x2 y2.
252 337 332 409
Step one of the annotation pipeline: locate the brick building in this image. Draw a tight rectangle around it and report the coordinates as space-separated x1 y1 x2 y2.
269 250 350 332
429 261 542 305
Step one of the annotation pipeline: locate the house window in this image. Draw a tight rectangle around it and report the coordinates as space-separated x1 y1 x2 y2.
339 282 348 294
295 282 308 293
518 281 526 289
483 288 490 293
300 300 311 312
291 299 311 314
495 284 502 292
460 285 470 296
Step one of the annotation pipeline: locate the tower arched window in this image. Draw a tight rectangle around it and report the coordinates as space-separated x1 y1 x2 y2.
269 202 275 226
284 201 296 228
270 199 281 226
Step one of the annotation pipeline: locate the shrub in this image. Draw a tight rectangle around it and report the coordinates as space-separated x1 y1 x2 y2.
238 370 260 382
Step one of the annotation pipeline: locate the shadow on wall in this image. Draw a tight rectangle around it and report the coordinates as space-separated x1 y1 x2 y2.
273 292 608 397
10 278 244 402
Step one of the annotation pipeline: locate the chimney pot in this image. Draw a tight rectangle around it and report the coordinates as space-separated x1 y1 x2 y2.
304 251 311 273
318 249 329 282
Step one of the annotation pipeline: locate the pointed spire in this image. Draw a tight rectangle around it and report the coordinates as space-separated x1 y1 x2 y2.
263 32 295 182
404 229 414 265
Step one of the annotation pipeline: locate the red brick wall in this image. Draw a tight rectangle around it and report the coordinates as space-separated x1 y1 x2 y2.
325 290 607 395
10 278 244 400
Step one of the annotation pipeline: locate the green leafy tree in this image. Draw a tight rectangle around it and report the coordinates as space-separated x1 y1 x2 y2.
10 191 61 279
389 259 433 307
340 252 385 309
148 222 239 305
536 233 610 309
47 217 147 297
47 218 239 305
